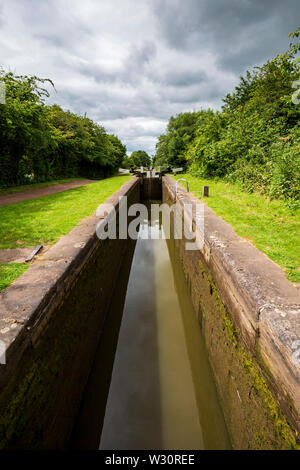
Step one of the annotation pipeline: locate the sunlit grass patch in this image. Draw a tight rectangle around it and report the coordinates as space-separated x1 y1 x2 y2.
173 174 300 283
0 175 131 249
0 263 28 292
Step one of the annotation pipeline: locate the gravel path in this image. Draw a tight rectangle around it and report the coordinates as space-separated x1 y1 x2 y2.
0 179 96 207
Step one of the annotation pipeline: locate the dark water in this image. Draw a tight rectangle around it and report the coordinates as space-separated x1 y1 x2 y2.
72 213 231 450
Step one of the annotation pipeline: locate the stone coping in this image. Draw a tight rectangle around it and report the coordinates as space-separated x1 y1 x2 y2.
163 175 300 427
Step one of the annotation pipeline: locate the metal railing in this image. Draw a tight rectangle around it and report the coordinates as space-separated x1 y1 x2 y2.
175 178 189 198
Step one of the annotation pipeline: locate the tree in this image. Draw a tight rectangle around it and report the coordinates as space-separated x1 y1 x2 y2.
107 134 127 170
0 70 127 186
154 111 201 168
123 150 151 168
154 28 300 203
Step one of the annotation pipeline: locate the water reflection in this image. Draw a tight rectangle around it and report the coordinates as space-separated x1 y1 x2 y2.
72 206 231 450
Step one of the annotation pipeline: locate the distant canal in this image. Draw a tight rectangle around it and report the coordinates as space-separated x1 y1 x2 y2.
72 210 231 450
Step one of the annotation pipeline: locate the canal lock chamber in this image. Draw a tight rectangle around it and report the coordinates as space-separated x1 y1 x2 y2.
0 175 298 450
71 176 231 450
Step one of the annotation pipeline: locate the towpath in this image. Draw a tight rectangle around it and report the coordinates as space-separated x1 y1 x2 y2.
0 179 96 207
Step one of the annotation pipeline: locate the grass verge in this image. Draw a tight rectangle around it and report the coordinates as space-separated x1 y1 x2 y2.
0 175 131 290
173 174 300 283
0 263 28 291
0 175 131 249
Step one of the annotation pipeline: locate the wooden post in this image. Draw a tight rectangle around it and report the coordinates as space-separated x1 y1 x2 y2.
202 185 209 197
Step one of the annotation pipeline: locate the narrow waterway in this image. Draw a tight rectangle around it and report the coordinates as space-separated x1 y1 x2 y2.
72 210 231 450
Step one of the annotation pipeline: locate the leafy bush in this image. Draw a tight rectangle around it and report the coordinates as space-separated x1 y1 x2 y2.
154 29 300 205
269 131 300 203
0 70 126 187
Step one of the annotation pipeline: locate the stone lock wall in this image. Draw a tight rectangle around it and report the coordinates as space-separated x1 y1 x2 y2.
163 176 300 450
0 178 140 449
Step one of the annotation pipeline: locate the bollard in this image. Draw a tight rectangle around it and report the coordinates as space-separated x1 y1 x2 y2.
202 185 209 197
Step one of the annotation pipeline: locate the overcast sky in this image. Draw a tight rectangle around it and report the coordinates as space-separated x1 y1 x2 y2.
0 0 298 155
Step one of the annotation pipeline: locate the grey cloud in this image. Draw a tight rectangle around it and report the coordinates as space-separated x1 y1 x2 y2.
152 0 299 72
36 34 66 48
77 40 157 86
153 69 207 87
0 2 4 27
127 41 157 69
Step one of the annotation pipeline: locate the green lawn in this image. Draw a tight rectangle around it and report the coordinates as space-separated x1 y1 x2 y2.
0 175 131 291
173 174 300 283
0 175 131 249
0 263 29 291
0 178 83 195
